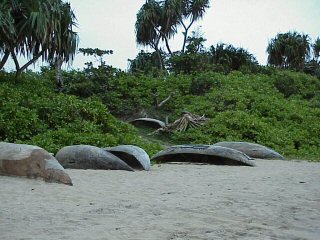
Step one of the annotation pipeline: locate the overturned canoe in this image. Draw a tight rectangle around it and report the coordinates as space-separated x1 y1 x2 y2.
0 142 73 185
103 145 150 171
56 145 134 171
152 145 255 166
213 141 284 160
129 118 165 129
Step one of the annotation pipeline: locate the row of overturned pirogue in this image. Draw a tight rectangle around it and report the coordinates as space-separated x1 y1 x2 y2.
0 141 284 186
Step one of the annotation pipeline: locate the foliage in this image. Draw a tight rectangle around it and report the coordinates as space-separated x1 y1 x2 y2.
0 71 162 155
185 31 207 54
128 50 166 76
312 37 320 62
1 64 319 160
169 52 212 73
79 48 113 68
168 42 259 74
272 71 320 98
266 32 320 77
189 72 222 95
63 68 319 160
62 67 154 116
135 0 210 55
63 65 320 160
0 0 78 76
169 71 320 160
267 31 310 70
209 43 259 73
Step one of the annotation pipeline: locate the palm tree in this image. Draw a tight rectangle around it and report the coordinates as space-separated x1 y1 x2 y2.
312 37 320 62
267 31 310 70
0 0 16 69
209 43 258 72
48 1 79 86
135 0 210 57
173 0 210 53
135 0 166 70
0 0 78 78
135 0 161 48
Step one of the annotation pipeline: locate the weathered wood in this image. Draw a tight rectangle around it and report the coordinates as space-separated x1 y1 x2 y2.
129 118 165 129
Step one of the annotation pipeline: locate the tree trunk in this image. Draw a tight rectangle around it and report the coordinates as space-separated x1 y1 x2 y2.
11 51 20 72
0 50 10 70
155 48 164 71
14 50 44 79
181 18 195 53
55 58 63 87
152 38 164 71
152 22 172 56
164 37 172 56
181 31 188 53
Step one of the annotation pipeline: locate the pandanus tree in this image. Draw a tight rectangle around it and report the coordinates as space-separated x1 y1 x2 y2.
267 31 310 70
50 1 78 86
0 0 16 69
0 0 78 79
169 0 210 53
135 0 166 70
312 37 320 62
135 0 210 65
209 43 258 72
304 37 320 77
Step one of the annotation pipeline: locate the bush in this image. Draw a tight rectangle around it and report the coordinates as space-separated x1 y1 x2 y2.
0 71 162 155
272 70 320 99
9 68 318 160
168 71 320 160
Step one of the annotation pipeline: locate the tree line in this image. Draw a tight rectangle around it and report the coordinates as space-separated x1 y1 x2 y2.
1 0 319 78
131 0 320 77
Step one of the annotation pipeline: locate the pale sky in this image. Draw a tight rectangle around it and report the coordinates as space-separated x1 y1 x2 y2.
4 0 320 71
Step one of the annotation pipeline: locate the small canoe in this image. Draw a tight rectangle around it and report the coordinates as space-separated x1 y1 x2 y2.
56 145 134 171
152 145 255 166
103 145 150 171
213 141 284 159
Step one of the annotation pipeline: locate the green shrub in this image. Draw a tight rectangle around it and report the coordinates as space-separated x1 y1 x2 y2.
6 68 318 160
272 70 320 99
169 71 320 160
0 71 162 156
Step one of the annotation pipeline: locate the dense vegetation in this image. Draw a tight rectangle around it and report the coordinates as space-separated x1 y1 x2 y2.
60 65 320 160
1 64 319 161
0 71 162 155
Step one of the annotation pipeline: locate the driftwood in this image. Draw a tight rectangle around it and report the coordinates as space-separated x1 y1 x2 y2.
152 112 209 134
151 92 175 109
129 118 166 129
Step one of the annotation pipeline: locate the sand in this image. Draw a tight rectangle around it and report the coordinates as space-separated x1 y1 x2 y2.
1 159 320 240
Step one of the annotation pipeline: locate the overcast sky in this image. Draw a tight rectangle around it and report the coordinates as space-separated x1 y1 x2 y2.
5 0 320 71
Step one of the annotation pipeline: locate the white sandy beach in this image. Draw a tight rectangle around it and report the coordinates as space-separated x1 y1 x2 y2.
1 159 320 240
